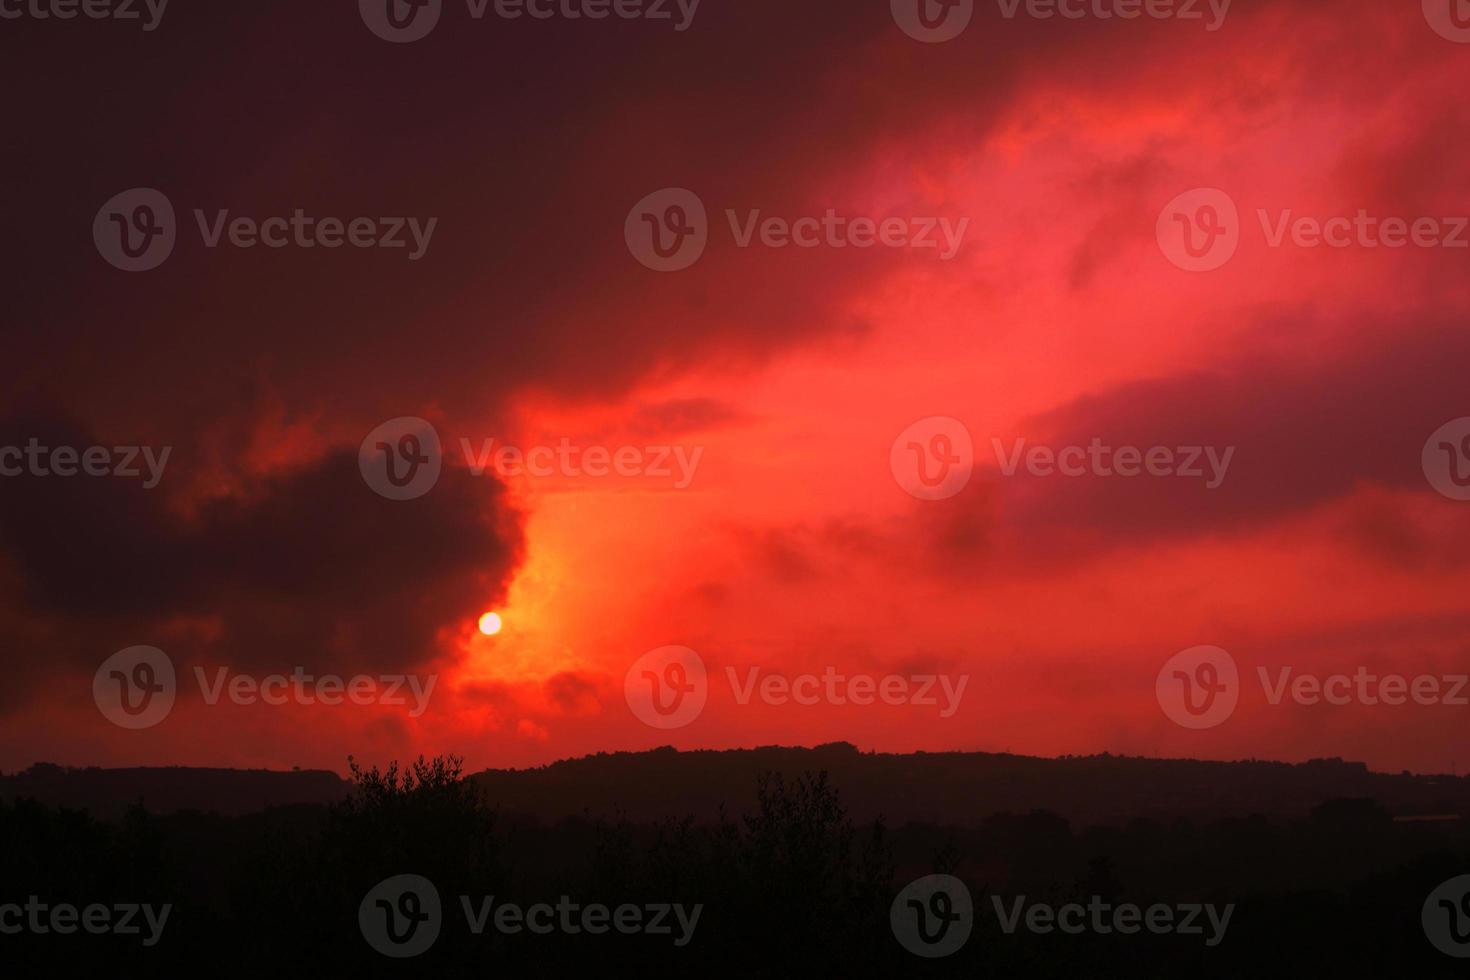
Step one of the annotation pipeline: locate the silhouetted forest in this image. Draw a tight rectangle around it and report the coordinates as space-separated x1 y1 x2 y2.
11 742 1470 823
3 752 1470 976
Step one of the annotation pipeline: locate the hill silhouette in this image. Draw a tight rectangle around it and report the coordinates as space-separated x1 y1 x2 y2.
470 743 1470 827
7 744 1470 826
0 762 348 818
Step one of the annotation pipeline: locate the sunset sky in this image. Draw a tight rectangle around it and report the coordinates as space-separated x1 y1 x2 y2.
3 0 1469 775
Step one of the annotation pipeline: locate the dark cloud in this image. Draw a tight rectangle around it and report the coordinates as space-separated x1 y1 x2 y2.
3 0 1450 454
543 671 603 715
989 321 1469 541
2 0 1268 434
0 413 522 704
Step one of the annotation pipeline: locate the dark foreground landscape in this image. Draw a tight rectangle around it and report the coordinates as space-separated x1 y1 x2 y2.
4 746 1469 977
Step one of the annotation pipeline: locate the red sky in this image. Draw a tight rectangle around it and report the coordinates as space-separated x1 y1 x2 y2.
3 0 1470 775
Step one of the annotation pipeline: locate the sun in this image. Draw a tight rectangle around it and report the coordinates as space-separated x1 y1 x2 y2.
477 611 503 636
